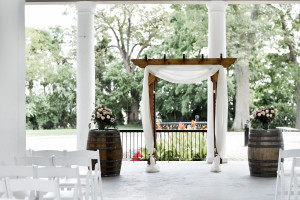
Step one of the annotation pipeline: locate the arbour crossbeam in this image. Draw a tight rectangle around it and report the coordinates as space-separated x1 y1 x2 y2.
132 56 236 166
132 57 236 68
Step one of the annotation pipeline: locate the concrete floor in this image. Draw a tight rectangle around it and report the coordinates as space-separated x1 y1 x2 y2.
101 161 277 200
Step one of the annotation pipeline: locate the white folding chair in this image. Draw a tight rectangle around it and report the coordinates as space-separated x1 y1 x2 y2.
276 149 300 200
36 166 83 200
14 156 54 167
6 178 61 200
31 150 67 157
288 157 300 200
54 155 94 200
65 150 102 200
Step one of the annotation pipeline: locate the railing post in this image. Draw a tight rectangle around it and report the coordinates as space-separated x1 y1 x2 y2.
244 123 249 146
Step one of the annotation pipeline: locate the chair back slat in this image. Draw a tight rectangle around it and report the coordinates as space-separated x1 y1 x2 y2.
0 166 34 178
15 156 54 166
31 150 67 157
36 166 80 179
66 150 99 159
280 149 300 159
6 178 61 200
54 155 92 168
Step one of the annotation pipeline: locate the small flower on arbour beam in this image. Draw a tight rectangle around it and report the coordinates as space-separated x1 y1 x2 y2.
90 104 116 130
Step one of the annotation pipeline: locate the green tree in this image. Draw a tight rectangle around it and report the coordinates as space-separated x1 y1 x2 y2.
25 26 76 129
94 5 169 124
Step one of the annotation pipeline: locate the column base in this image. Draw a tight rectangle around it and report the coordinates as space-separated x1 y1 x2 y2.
206 157 228 164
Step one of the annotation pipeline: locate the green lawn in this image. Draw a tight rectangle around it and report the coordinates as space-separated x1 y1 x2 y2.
26 124 143 136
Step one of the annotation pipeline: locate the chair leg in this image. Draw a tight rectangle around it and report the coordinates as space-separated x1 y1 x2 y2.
294 173 298 200
289 163 295 200
276 172 280 200
282 166 286 200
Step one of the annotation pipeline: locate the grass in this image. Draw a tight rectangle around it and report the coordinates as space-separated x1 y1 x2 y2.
26 124 143 136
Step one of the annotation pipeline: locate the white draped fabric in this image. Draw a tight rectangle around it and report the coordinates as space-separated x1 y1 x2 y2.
142 65 228 172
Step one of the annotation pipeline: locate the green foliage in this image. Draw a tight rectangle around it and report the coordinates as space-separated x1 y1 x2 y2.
140 131 207 161
25 26 76 129
25 4 299 131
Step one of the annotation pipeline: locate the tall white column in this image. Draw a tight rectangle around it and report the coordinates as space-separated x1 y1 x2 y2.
76 1 96 150
0 0 26 164
206 1 227 163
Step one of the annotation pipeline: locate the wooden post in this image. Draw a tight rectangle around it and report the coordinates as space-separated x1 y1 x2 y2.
148 74 157 158
211 72 220 161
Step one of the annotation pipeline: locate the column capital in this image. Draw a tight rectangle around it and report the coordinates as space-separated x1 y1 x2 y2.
76 1 96 13
206 1 227 13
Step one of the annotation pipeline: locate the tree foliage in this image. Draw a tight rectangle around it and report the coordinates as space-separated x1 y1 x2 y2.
25 4 299 130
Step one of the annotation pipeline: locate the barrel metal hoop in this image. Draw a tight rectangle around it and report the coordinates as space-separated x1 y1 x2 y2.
102 169 121 173
100 159 122 163
250 134 282 137
249 165 277 169
248 145 284 148
250 172 277 177
88 135 120 138
248 159 278 163
87 141 121 145
101 164 122 169
87 146 122 150
249 139 283 143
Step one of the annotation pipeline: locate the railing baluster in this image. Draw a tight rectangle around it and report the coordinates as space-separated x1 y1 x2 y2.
164 131 165 161
119 129 207 162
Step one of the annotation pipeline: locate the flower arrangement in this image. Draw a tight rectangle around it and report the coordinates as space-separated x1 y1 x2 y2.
91 104 116 130
252 106 278 129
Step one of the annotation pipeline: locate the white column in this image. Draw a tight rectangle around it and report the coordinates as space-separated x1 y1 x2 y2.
206 1 227 163
0 0 26 164
76 1 96 150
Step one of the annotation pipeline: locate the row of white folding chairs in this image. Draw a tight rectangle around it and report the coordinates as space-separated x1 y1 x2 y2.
19 150 103 200
276 149 300 200
0 166 78 200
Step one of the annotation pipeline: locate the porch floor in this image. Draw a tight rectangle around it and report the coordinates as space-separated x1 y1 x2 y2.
102 161 276 200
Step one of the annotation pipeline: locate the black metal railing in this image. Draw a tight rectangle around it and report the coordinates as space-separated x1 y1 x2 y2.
158 121 207 130
120 129 207 161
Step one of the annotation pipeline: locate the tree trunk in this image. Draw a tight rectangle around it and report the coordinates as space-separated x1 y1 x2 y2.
232 63 250 131
232 5 258 131
296 81 300 129
128 94 139 123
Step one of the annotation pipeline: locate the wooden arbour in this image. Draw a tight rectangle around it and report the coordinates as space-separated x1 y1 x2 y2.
132 56 236 158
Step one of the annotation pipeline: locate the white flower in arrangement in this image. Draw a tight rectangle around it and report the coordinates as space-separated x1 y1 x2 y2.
91 104 116 130
270 114 272 117
258 113 261 117
266 114 269 117
261 111 265 115
266 110 269 113
271 110 274 113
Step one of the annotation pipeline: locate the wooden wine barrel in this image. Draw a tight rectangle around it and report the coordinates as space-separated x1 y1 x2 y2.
87 129 123 177
248 129 284 177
